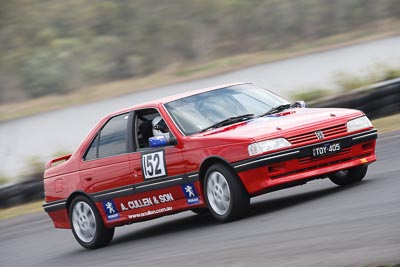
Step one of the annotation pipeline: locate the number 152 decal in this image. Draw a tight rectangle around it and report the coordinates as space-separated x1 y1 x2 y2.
142 151 167 179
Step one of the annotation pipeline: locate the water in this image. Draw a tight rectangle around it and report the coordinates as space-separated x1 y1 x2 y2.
1 36 399 178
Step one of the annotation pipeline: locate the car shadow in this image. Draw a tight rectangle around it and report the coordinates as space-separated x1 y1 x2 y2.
247 179 371 218
112 210 217 246
111 179 373 247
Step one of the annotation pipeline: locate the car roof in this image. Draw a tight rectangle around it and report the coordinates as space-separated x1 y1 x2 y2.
107 82 248 118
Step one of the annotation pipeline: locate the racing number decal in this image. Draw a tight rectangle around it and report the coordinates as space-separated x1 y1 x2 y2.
142 151 167 179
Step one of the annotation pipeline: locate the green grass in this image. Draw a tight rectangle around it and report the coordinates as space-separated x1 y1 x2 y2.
290 64 400 102
0 200 44 220
334 63 400 92
372 113 400 134
0 177 9 185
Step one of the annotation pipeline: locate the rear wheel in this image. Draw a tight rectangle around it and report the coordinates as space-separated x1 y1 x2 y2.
204 163 249 222
329 165 368 186
69 196 114 249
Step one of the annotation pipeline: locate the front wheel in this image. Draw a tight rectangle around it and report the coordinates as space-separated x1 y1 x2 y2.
328 165 368 186
204 163 249 222
69 196 115 249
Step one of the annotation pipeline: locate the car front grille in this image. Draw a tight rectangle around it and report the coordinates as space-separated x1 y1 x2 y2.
287 124 347 145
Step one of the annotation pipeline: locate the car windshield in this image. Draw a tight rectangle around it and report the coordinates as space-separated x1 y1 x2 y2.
164 84 290 135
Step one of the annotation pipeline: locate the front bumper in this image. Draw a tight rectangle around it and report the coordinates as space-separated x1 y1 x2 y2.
233 129 377 195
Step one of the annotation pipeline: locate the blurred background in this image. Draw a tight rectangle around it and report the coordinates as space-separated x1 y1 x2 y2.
0 0 400 207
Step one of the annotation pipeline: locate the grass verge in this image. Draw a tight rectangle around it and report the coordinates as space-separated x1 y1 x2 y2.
0 200 44 220
372 113 400 134
1 25 400 122
0 113 398 220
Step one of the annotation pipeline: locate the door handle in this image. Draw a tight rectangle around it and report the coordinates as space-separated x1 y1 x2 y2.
83 175 92 181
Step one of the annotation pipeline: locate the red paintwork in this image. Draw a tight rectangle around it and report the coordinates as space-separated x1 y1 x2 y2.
43 83 376 230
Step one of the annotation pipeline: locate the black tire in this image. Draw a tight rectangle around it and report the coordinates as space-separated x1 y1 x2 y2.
69 195 115 249
204 163 250 222
328 165 368 186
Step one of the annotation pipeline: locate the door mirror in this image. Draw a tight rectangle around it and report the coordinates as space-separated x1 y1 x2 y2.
293 100 306 108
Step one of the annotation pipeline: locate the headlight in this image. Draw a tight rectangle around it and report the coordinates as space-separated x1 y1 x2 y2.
346 116 372 132
248 138 291 156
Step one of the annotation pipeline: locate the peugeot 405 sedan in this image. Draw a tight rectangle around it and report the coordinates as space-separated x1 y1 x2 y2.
43 83 377 249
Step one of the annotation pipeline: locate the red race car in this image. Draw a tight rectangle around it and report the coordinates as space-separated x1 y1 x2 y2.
43 83 377 249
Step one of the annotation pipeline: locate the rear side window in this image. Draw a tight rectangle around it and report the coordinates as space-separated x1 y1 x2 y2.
84 113 129 160
84 134 99 161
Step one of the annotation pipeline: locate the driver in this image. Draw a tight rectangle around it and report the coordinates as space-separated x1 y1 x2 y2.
152 116 170 141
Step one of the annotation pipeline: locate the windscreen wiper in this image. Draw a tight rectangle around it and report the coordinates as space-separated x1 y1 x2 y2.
200 114 254 133
260 104 293 116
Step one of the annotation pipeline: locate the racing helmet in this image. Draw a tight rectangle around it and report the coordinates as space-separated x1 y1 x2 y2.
152 116 170 140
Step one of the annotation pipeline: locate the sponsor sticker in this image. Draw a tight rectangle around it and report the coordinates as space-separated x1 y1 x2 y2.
102 200 120 221
181 183 199 204
141 150 167 179
128 207 173 219
120 193 174 211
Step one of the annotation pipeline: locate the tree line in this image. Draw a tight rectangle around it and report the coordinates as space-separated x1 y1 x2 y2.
1 0 399 103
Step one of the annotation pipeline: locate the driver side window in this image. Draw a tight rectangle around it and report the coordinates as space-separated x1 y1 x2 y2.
135 108 173 149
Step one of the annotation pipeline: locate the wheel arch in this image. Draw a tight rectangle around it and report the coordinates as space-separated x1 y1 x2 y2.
199 156 242 186
66 190 96 213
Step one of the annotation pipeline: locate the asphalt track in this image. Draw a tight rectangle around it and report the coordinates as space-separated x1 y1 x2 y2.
1 131 399 267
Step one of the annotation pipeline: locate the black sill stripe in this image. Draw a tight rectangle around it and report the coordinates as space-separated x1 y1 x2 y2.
42 200 67 212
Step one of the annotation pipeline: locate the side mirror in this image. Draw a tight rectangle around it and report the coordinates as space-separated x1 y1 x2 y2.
148 136 169 147
293 100 306 108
